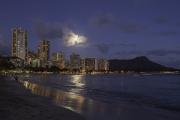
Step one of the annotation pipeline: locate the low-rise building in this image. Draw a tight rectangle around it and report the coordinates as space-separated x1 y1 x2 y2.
27 51 40 67
0 56 24 68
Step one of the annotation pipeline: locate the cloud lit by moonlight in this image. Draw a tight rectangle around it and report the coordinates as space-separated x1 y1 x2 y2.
64 31 87 47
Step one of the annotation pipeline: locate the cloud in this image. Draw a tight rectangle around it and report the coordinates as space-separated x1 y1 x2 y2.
33 20 88 47
130 0 152 8
33 20 64 40
176 22 180 27
92 14 147 33
92 14 114 28
0 34 10 55
115 50 142 56
114 49 180 57
166 60 180 68
94 43 136 55
118 22 146 33
154 16 168 24
146 49 180 56
157 31 178 36
94 43 110 54
64 31 88 47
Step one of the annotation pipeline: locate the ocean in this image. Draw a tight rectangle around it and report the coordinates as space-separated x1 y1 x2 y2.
20 74 180 120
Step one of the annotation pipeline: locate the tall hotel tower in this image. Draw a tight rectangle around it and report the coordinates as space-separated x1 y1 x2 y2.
12 28 28 61
38 40 50 67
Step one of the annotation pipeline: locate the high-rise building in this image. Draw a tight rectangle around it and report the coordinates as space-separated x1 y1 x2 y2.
80 58 85 72
12 28 28 61
85 58 97 71
70 53 81 70
52 52 65 69
97 59 109 71
38 40 50 67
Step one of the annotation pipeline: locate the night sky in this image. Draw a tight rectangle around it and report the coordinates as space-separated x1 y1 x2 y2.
0 0 180 68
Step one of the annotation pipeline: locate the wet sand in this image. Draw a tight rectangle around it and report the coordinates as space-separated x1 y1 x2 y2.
0 76 85 120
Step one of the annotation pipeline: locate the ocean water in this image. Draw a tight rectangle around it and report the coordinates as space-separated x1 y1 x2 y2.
20 74 180 120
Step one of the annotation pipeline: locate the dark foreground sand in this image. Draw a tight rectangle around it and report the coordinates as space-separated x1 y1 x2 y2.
0 76 85 120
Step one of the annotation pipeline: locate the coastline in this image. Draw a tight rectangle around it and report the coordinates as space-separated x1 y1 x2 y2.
0 76 85 120
1 70 180 76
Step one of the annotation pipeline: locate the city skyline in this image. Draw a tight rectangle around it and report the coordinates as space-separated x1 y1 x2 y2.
0 0 180 68
8 27 109 72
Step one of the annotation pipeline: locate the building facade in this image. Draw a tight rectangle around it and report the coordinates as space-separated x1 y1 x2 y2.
38 40 50 67
80 59 85 72
70 53 81 70
12 28 28 62
85 58 97 71
27 51 40 68
97 59 109 71
52 52 65 69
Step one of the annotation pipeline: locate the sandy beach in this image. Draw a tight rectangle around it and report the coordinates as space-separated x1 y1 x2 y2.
0 76 85 120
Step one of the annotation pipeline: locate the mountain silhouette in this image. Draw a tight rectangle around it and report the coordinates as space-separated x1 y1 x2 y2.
109 56 178 72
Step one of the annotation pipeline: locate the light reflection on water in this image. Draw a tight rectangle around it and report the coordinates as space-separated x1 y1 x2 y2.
20 80 123 120
22 80 85 113
19 74 180 120
68 75 86 93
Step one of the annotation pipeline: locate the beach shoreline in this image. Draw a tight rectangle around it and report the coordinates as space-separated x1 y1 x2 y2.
0 76 85 120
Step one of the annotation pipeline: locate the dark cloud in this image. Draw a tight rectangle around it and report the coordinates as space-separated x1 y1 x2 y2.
0 35 10 55
114 49 180 57
157 31 179 36
92 14 114 28
33 20 64 40
130 0 152 8
115 50 143 56
154 16 168 24
92 14 147 33
94 43 136 55
33 20 89 47
118 22 146 33
115 43 137 48
165 60 180 68
146 49 180 56
94 43 110 54
176 22 180 27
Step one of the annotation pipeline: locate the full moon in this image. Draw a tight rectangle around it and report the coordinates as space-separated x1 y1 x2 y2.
64 31 87 46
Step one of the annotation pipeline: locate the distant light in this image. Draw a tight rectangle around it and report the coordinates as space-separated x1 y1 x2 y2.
64 32 87 47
